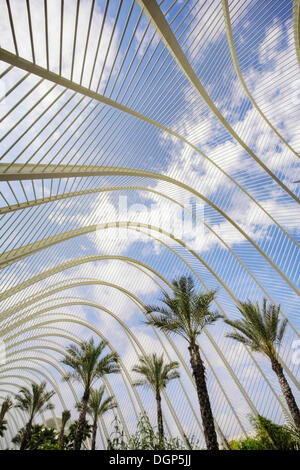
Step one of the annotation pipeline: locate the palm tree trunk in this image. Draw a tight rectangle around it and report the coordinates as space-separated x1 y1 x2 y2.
74 388 90 450
0 404 7 423
271 356 300 428
20 418 33 450
58 422 66 449
156 390 164 448
91 416 97 450
188 341 219 450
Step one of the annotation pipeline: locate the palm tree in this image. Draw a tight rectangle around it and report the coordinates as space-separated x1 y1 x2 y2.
145 276 221 450
224 298 300 429
132 353 179 448
61 337 120 450
0 396 12 437
14 382 55 450
58 409 71 449
87 386 117 450
65 420 92 450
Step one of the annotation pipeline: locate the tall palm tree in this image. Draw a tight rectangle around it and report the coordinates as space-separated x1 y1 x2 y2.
61 337 120 450
132 353 179 448
14 382 55 450
145 276 221 450
58 409 71 449
225 298 300 429
87 386 117 450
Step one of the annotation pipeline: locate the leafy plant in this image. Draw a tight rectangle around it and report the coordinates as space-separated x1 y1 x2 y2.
12 424 58 450
107 413 200 450
64 419 92 450
229 415 300 450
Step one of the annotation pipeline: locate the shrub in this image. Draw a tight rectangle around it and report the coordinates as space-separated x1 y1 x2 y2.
107 413 201 450
229 415 299 450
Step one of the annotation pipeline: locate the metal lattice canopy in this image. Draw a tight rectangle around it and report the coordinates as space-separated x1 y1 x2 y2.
0 0 299 449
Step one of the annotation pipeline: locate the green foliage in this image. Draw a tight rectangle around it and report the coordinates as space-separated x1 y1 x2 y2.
132 353 179 392
107 413 200 450
224 299 287 359
87 386 117 420
11 419 92 450
285 423 300 450
281 406 300 449
229 415 299 450
64 419 92 450
145 276 221 343
229 437 269 450
61 409 71 424
251 415 298 450
12 425 58 450
14 382 55 420
62 338 120 389
39 442 61 450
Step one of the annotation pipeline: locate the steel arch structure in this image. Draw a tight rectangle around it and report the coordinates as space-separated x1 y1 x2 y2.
0 0 299 449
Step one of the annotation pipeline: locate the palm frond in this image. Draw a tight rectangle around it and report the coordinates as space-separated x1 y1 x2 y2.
132 353 180 393
14 382 55 420
132 379 148 388
225 332 259 349
61 338 120 390
277 318 288 344
87 386 116 419
225 299 287 358
146 278 220 344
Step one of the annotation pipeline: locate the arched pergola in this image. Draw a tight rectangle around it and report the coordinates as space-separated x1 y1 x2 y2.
0 0 299 450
